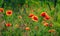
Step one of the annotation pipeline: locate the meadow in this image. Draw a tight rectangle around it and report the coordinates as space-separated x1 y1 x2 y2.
0 0 60 36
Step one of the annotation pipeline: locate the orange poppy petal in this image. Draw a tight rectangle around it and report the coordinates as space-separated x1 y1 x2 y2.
29 13 34 18
32 15 38 22
25 27 30 31
6 10 12 16
5 23 12 27
0 8 4 12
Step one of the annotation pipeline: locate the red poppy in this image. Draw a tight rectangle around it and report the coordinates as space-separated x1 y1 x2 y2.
5 23 11 27
43 22 49 27
25 27 30 31
32 15 38 22
29 13 34 18
6 10 12 16
44 15 50 20
0 8 4 12
40 12 47 17
40 12 50 20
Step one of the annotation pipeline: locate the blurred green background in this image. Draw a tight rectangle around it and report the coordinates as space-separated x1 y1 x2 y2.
0 0 60 36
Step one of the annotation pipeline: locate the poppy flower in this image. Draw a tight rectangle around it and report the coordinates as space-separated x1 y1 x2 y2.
5 23 11 27
32 15 38 22
43 22 48 27
44 15 50 20
40 12 47 17
0 8 4 12
48 29 55 33
29 13 34 18
6 10 12 16
25 27 30 31
40 12 50 20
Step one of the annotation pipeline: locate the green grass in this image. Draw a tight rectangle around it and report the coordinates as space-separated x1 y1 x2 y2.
0 0 60 36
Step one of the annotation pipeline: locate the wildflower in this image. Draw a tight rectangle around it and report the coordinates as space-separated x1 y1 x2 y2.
43 22 48 27
48 29 55 33
44 15 50 20
5 23 11 27
0 8 4 12
29 13 34 18
40 12 50 20
40 12 47 17
6 10 12 16
25 27 30 31
32 15 38 22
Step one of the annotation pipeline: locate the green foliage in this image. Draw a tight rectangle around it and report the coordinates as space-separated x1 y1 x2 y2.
0 0 60 36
